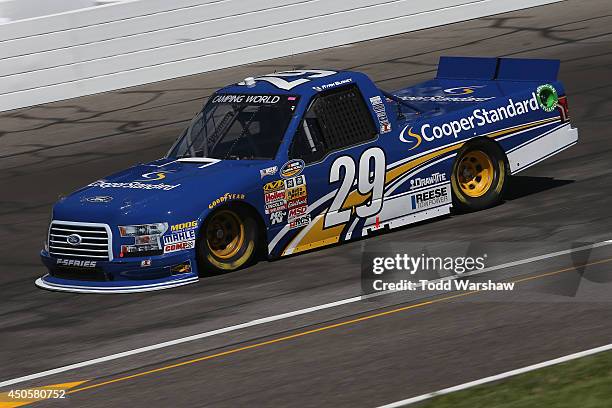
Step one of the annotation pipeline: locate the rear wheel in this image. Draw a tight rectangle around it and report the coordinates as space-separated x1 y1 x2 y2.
451 140 507 211
198 208 257 274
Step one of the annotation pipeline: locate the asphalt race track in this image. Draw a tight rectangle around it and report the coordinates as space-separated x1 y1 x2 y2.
1 0 612 406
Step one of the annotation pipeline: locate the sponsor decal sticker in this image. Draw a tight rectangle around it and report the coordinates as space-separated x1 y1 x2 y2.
401 85 493 103
280 159 305 178
410 185 450 210
265 200 287 214
400 92 540 145
270 210 287 225
171 220 198 233
312 78 353 92
57 259 97 268
536 84 559 112
171 261 192 274
284 175 306 189
89 180 180 191
141 260 152 267
263 180 285 192
136 170 174 182
287 197 307 209
399 126 422 151
260 166 278 179
237 70 337 91
164 240 195 253
410 172 447 189
212 94 282 104
264 175 308 215
163 230 196 245
289 214 311 229
369 95 392 134
286 185 307 201
288 205 308 221
443 85 486 95
265 190 286 204
209 193 246 209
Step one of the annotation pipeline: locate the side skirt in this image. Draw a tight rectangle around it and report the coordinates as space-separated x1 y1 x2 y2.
507 123 578 174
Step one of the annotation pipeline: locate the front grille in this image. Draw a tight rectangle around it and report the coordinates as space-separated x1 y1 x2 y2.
48 221 112 261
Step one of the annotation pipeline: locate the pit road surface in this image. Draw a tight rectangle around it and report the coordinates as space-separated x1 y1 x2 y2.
1 0 611 406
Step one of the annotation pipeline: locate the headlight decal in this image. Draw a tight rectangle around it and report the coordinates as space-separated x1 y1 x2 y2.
118 223 168 257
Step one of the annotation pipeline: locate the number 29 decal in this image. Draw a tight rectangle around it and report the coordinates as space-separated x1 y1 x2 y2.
324 147 386 228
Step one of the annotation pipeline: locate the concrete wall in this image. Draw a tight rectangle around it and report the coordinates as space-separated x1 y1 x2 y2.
0 0 562 112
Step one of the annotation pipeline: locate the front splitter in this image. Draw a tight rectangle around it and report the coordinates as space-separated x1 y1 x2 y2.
35 273 199 294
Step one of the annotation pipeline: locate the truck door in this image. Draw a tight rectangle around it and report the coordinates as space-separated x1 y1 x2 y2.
282 84 384 253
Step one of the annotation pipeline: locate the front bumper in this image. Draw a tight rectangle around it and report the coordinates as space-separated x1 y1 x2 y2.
38 250 199 294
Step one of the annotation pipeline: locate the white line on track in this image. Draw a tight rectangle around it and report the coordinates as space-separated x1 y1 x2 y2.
375 342 612 407
1 239 611 388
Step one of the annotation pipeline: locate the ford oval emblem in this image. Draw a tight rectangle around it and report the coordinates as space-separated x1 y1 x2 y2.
84 196 113 203
67 234 82 246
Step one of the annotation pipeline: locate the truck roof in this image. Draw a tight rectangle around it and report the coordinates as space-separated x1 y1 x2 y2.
218 69 363 98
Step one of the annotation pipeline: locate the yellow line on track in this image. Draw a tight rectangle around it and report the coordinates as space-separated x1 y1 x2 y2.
67 256 612 395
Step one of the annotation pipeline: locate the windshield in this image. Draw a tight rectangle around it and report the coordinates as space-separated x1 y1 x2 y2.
168 93 300 160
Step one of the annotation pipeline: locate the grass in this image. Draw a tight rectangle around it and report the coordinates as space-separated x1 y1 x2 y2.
422 351 612 408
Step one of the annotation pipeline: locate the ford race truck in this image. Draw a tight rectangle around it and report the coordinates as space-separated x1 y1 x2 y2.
38 56 578 293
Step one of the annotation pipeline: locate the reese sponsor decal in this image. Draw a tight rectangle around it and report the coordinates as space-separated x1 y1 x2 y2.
164 240 195 253
400 92 540 145
260 166 278 179
57 259 97 268
312 78 352 92
288 205 308 221
280 159 305 178
286 185 307 201
163 230 196 245
270 210 287 225
410 185 450 210
287 197 307 209
369 95 392 134
88 180 180 191
265 200 287 214
171 220 198 232
209 193 246 209
289 214 311 229
410 172 447 189
263 180 285 192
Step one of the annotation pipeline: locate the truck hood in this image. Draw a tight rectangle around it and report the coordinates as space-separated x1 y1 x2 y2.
53 158 265 223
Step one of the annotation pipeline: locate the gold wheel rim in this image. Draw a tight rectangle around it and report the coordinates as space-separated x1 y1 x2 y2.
456 150 494 198
206 210 245 259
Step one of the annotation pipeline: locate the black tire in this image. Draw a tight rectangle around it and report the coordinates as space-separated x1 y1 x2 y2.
197 207 258 275
451 139 508 212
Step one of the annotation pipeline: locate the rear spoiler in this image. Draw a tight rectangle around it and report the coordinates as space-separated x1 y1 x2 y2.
436 56 560 81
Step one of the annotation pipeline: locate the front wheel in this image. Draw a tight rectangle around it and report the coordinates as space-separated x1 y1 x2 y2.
197 208 257 275
451 140 508 212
